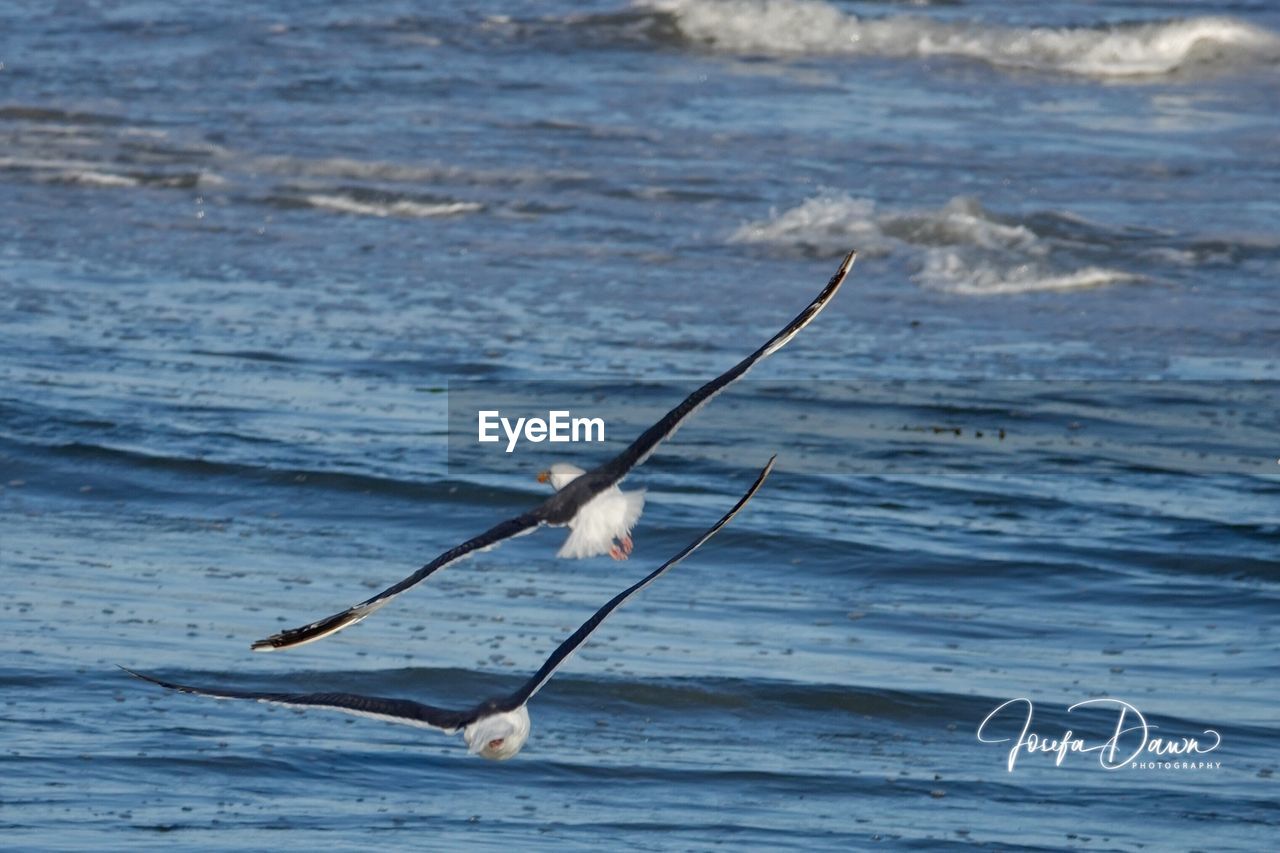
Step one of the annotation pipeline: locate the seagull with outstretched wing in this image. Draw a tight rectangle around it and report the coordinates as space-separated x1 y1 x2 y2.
252 251 854 652
126 458 774 760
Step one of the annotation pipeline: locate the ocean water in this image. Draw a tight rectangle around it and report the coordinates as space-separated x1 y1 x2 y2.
2 1 1278 850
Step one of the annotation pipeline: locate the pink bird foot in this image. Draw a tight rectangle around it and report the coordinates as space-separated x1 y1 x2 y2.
608 543 628 561
621 534 633 556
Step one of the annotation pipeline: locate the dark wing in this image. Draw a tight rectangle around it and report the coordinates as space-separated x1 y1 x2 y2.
254 251 850 650
493 456 775 713
252 512 542 651
584 251 853 495
121 667 476 733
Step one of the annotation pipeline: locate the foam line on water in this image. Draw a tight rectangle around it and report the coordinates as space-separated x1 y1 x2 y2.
302 194 484 218
644 0 1280 78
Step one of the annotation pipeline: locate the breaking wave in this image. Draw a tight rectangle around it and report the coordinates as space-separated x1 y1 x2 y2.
641 0 1280 78
731 195 1138 295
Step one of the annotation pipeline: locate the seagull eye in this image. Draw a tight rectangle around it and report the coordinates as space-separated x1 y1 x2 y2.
488 738 505 750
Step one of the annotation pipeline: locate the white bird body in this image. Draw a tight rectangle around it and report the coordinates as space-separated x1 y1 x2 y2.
464 706 531 760
542 463 645 560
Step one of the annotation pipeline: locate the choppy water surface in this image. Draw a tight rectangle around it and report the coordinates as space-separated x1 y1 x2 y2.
2 1 1278 850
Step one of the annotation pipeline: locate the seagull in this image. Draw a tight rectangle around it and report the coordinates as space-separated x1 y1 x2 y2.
252 250 854 652
536 463 644 561
124 457 774 760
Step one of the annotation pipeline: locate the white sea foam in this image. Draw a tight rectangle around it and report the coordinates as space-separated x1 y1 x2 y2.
0 155 107 172
0 156 137 187
732 194 1137 295
731 195 893 255
920 254 1133 296
259 155 449 183
58 170 141 188
303 194 483 218
194 171 228 188
0 155 227 190
645 0 1280 77
255 154 590 188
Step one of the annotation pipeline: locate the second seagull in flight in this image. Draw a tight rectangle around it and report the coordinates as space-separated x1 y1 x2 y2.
131 458 774 759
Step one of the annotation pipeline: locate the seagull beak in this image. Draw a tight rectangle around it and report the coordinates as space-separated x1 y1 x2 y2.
536 470 549 484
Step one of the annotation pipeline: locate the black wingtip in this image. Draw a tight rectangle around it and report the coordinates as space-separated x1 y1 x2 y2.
827 249 856 296
711 455 776 530
748 455 776 496
251 629 306 652
119 665 175 691
826 249 857 297
251 605 369 652
758 251 856 360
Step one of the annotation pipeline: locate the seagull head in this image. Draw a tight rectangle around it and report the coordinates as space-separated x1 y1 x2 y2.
537 462 586 492
464 706 531 760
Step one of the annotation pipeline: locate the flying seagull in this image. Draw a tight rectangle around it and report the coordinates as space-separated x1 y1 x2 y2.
125 457 773 760
536 462 645 561
253 251 854 652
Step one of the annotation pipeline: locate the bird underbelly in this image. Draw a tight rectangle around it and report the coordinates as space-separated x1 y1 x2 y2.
558 489 644 559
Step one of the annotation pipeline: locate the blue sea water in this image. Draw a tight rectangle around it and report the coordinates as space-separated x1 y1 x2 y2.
1 1 1278 850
